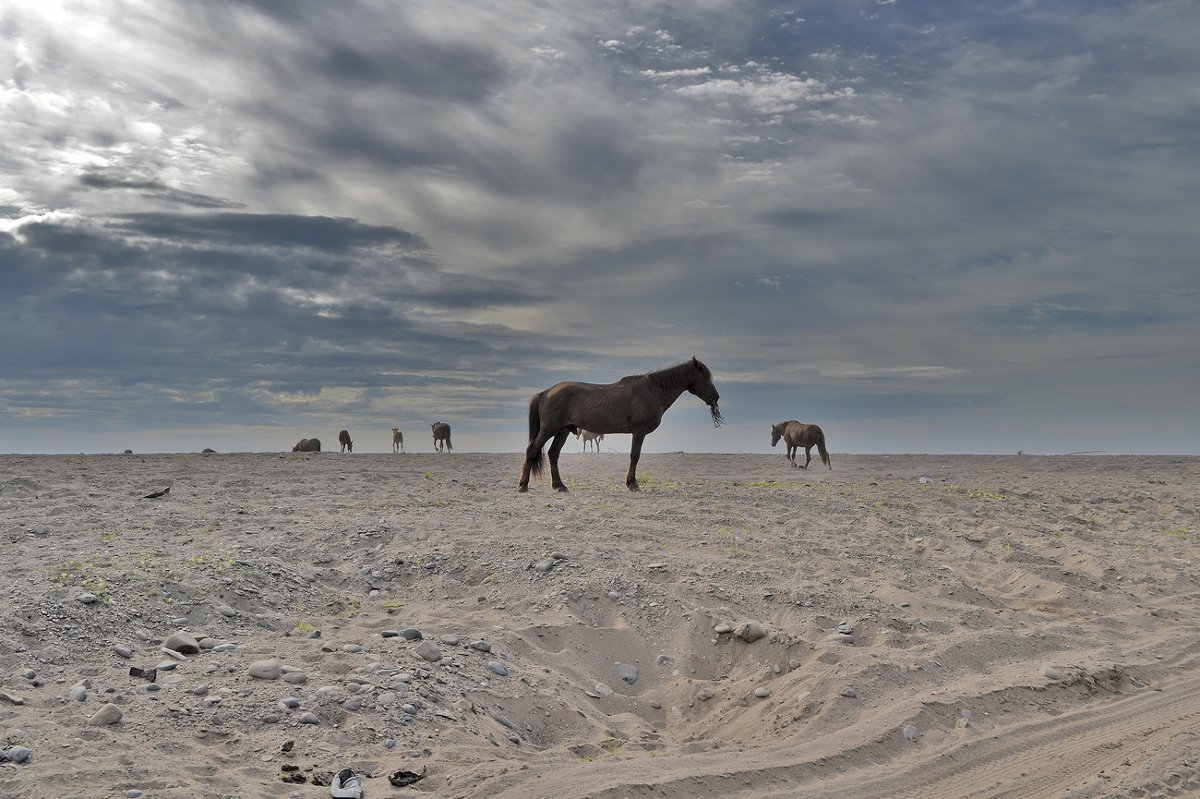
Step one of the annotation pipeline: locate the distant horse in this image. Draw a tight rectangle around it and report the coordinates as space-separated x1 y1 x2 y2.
770 420 831 470
292 438 321 453
431 422 452 452
339 429 353 453
520 357 722 492
574 429 604 452
392 428 405 453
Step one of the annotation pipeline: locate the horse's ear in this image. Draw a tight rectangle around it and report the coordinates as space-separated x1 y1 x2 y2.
691 356 699 367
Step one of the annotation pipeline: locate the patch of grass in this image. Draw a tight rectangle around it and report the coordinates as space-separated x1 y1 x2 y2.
1162 527 1195 541
327 596 363 618
600 737 624 754
732 479 792 489
293 619 318 633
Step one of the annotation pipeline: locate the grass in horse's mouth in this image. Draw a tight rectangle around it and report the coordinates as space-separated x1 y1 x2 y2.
710 405 725 427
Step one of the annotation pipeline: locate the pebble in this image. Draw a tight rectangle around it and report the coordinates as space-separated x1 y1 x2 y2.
299 712 319 724
903 723 919 741
0 692 25 706
534 559 556 573
68 685 87 702
282 672 308 685
193 685 209 696
172 617 189 627
163 632 200 654
125 791 143 798
617 664 639 685
398 628 423 640
736 622 767 643
836 623 854 635
713 623 733 634
78 593 99 604
279 697 301 709
607 591 620 600
342 644 363 653
112 645 133 659
87 703 124 726
754 687 771 698
216 604 238 617
248 659 282 680
384 738 396 749
401 704 417 715
840 688 858 698
377 692 397 707
6 746 33 763
487 661 509 677
262 713 281 724
342 697 363 712
595 682 614 697
212 644 236 653
155 661 178 671
1043 666 1065 681
468 640 491 653
439 634 460 645
414 641 442 662
381 630 400 638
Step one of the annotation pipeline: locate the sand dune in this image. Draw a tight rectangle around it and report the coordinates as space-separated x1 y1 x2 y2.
1 452 1198 798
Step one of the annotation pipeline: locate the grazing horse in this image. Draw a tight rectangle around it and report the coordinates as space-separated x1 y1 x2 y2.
292 438 321 453
339 429 353 453
770 420 831 470
520 357 722 492
574 429 604 452
392 428 405 453
431 422 452 452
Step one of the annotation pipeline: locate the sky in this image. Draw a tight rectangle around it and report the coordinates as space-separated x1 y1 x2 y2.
2 0 1198 456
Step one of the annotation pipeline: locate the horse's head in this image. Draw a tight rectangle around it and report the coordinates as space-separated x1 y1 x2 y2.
770 423 785 447
687 357 723 427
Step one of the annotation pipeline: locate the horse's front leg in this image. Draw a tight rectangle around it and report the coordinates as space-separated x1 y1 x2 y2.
788 445 798 468
626 434 646 491
548 430 572 491
802 447 812 470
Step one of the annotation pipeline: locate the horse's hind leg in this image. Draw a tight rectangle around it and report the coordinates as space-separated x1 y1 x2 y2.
787 445 797 468
802 446 813 470
547 430 572 491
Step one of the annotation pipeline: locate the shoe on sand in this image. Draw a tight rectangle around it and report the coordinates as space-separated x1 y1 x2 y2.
330 768 363 798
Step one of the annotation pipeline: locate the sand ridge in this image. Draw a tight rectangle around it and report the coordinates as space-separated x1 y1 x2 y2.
1 452 1198 798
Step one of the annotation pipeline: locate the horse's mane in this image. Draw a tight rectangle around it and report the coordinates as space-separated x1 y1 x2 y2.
643 359 706 391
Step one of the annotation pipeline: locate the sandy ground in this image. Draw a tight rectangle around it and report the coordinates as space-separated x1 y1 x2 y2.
2 451 1199 799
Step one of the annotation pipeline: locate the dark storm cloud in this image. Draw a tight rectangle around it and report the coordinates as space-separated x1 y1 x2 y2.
80 174 244 209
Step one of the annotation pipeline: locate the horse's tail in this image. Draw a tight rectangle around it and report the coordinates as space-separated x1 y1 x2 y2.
445 435 452 452
817 430 831 470
527 391 546 476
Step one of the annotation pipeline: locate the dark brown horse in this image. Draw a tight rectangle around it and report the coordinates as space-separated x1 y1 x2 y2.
770 420 831 470
431 422 452 452
520 357 722 492
292 437 321 453
338 429 353 453
392 427 405 453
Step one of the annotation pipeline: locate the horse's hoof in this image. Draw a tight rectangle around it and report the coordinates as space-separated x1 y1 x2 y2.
553 485 569 493
627 483 640 492
517 485 528 493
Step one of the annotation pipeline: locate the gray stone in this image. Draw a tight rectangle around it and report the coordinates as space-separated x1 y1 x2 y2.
248 658 282 680
78 593 99 604
487 661 509 677
279 697 301 709
68 685 87 701
736 622 767 643
6 746 32 763
414 641 442 662
754 686 771 698
469 640 491 653
163 632 200 655
282 671 308 685
534 558 556 573
112 645 133 659
216 604 238 617
617 663 639 684
381 630 400 638
398 628 423 640
299 711 319 724
87 703 124 726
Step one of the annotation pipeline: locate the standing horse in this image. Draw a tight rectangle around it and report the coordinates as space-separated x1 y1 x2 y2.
431 422 452 452
392 428 405 453
520 357 722 492
770 420 831 470
575 429 604 452
339 429 353 453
